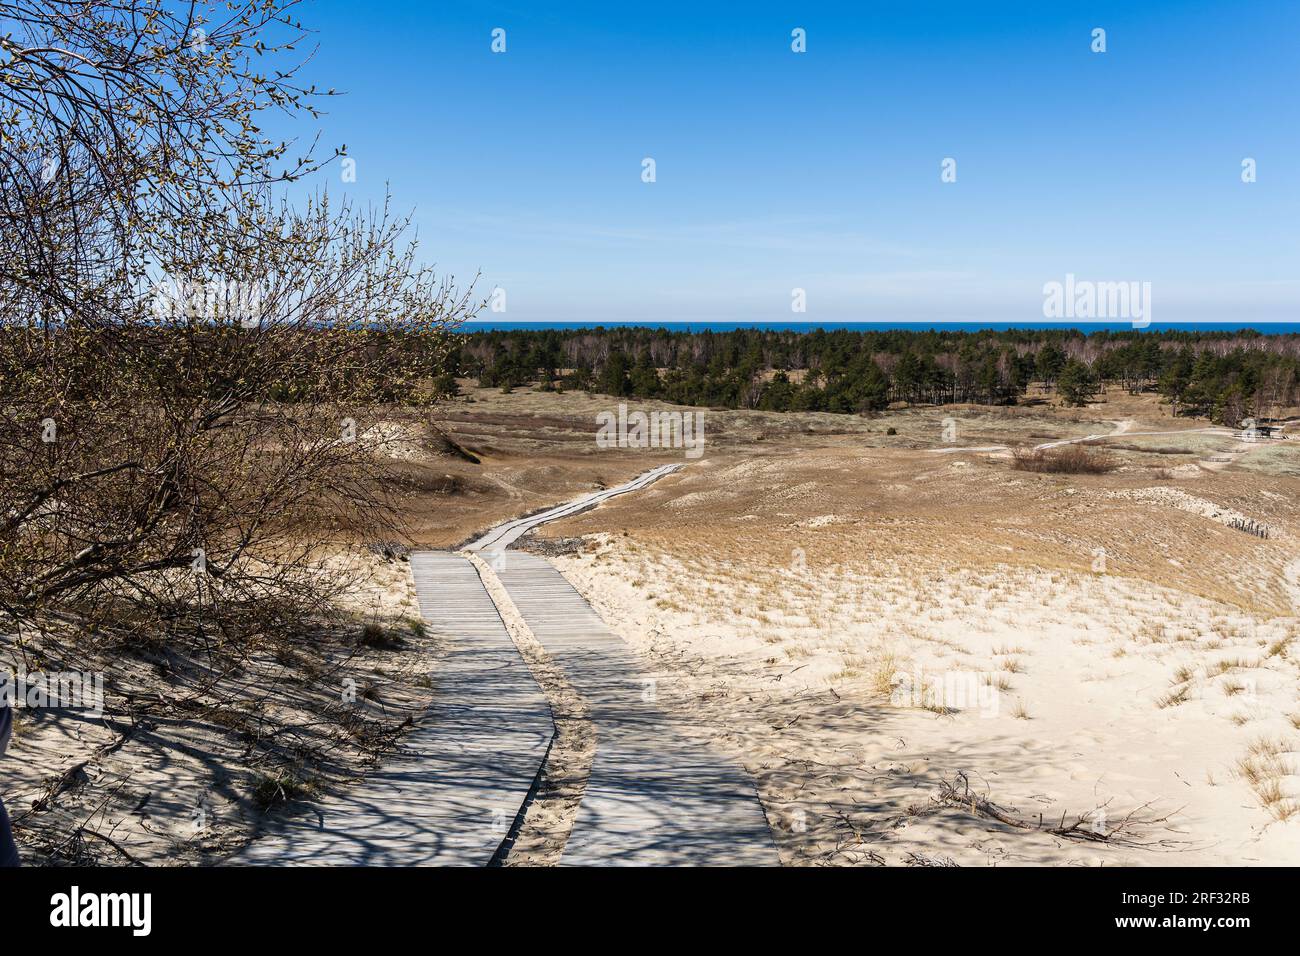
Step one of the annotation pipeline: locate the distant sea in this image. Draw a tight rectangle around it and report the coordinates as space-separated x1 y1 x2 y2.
459 321 1300 335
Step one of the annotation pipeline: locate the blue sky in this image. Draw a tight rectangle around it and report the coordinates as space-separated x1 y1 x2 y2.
285 1 1299 324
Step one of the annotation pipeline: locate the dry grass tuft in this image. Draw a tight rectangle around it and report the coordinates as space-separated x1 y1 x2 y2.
982 672 1014 692
1156 685 1191 709
869 652 901 697
1235 739 1299 822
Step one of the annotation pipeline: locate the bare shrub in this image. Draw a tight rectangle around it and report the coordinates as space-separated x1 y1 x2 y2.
0 2 480 849
1 2 482 663
1011 445 1117 474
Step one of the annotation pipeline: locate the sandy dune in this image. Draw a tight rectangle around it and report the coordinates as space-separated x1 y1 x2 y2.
10 383 1299 866
497 389 1300 865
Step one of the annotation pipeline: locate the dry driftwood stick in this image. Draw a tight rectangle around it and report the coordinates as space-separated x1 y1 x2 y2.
936 771 1184 849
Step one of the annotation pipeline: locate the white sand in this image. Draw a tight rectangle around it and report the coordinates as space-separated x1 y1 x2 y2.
551 541 1300 865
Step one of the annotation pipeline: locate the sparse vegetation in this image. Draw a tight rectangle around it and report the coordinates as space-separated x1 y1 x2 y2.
359 622 408 650
1157 685 1192 709
1236 739 1299 822
1011 445 1117 475
252 773 317 812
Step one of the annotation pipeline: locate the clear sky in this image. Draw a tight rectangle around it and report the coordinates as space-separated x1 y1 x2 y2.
285 0 1299 324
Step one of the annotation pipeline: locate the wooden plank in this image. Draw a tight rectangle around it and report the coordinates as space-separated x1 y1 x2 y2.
236 553 552 866
496 552 778 866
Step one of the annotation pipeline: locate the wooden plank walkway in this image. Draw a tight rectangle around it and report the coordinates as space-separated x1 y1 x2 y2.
237 553 552 866
464 464 682 555
496 551 778 865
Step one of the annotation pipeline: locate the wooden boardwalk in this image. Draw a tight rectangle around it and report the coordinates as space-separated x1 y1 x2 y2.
237 553 552 866
496 551 778 865
464 464 682 555
239 463 775 866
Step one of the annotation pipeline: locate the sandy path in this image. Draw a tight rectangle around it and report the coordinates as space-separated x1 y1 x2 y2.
934 420 1233 455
